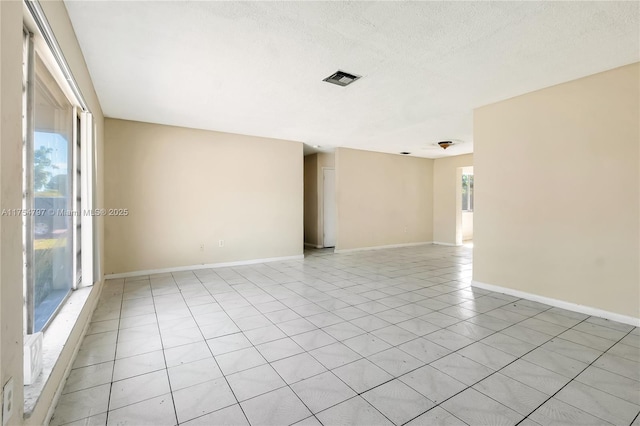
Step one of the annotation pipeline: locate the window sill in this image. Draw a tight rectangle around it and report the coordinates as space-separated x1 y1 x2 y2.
23 285 95 418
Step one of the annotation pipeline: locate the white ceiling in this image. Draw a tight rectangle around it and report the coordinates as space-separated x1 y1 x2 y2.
64 1 639 158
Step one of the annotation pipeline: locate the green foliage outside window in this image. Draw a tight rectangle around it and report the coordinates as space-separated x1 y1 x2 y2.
462 174 474 211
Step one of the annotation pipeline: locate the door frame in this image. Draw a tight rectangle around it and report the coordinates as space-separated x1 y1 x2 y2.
321 167 336 248
456 166 474 245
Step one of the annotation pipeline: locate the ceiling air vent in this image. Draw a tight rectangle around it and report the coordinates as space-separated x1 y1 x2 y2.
323 70 361 87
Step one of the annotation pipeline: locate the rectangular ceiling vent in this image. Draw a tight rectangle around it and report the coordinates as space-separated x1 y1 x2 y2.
323 70 361 87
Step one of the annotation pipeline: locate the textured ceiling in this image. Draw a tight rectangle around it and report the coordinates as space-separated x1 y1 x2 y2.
64 1 639 158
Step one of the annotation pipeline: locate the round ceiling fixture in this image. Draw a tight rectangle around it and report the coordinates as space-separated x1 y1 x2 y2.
420 139 464 152
400 152 411 155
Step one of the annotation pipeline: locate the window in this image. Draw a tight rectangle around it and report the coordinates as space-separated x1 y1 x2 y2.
23 25 94 334
462 173 474 212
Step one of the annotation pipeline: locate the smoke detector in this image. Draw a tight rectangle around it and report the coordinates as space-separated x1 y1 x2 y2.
323 70 361 87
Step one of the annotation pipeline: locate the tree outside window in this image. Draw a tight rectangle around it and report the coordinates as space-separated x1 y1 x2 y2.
462 173 474 212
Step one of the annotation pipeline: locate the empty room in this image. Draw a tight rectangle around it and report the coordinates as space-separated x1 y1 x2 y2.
0 1 638 425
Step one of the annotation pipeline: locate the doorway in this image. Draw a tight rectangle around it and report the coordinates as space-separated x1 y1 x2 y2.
323 168 336 247
461 166 474 243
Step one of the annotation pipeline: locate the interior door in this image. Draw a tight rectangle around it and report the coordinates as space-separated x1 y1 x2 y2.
323 168 336 247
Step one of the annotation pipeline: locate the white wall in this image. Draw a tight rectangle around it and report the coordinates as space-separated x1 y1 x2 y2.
462 211 473 241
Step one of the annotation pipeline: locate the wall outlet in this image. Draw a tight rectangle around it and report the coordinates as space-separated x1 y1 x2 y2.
3 378 14 426
218 239 224 247
199 244 204 252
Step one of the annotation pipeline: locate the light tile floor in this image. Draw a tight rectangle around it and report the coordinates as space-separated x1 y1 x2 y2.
50 245 640 426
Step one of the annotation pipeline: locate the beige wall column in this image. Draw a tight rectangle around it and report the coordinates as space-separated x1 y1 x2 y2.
1 1 27 424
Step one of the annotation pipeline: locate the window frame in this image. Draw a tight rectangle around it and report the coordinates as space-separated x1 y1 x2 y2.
22 1 96 334
461 172 474 213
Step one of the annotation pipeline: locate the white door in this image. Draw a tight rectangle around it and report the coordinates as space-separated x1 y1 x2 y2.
323 168 336 247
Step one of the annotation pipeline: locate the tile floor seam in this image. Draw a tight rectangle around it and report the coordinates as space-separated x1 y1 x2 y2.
315 394 397 426
310 357 397 423
166 273 251 426
142 281 180 425
103 284 124 426
281 296 548 425
53 246 639 426
396 302 562 425
513 317 637 426
219 269 412 424
186 273 322 425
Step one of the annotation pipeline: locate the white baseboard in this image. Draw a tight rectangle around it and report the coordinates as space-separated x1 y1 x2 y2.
334 241 433 254
105 254 304 279
433 241 463 246
304 242 323 248
472 280 640 327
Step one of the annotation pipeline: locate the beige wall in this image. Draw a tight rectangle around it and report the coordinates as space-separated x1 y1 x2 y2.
303 154 319 247
1 2 26 424
335 148 433 251
474 63 640 320
1 1 106 425
104 119 303 274
433 154 473 245
317 153 335 169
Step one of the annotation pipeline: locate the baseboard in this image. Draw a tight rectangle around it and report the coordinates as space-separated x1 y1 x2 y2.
105 254 305 279
472 280 640 327
433 241 463 246
334 241 433 254
304 242 323 248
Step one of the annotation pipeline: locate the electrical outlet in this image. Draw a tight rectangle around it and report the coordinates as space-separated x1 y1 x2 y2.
3 378 14 426
199 244 204 252
218 239 224 248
